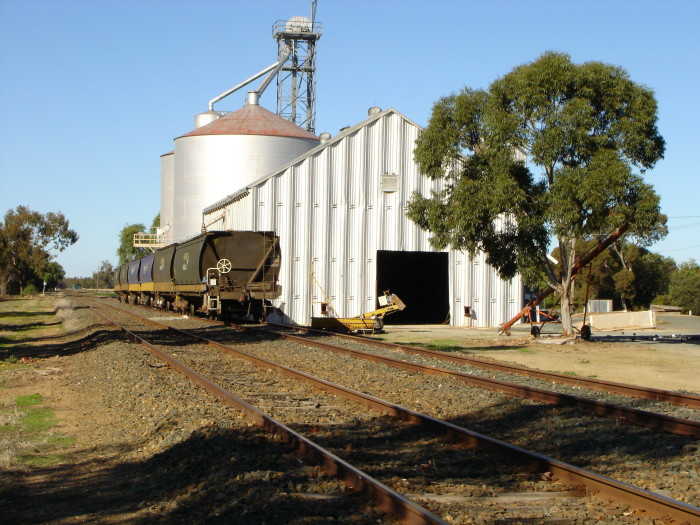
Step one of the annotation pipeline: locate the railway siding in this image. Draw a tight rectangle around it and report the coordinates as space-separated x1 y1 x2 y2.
95 296 696 516
11 294 696 523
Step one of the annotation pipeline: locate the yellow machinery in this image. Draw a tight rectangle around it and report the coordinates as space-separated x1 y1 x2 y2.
311 291 406 333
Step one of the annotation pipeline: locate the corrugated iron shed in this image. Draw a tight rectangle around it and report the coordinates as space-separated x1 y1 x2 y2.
202 107 523 328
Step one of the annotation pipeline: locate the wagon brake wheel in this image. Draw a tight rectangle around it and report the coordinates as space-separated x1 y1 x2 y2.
217 258 232 274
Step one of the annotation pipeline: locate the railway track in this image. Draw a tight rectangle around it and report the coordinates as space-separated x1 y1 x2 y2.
276 323 700 410
251 325 700 438
78 296 700 523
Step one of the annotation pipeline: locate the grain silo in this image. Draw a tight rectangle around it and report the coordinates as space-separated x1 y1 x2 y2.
159 151 174 244
170 92 319 241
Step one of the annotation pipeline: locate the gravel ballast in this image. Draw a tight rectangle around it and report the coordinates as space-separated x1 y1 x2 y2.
2 295 699 524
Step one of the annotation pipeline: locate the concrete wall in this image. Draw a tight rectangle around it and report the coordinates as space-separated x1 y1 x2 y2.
588 310 656 330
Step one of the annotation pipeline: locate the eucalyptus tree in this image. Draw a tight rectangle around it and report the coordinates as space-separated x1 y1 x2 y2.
0 206 78 294
117 223 148 264
668 260 700 315
408 52 666 334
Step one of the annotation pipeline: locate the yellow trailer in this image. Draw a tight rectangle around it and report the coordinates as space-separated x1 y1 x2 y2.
311 291 405 334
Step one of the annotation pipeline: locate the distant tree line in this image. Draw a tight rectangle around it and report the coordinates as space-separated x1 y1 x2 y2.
61 260 114 290
543 239 699 315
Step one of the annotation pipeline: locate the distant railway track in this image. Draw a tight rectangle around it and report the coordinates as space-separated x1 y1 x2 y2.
241 324 698 438
275 323 700 410
76 296 700 523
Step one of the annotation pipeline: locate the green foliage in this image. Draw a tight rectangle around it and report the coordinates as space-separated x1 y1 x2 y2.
93 259 114 288
115 214 160 266
117 223 148 264
42 262 65 290
151 213 160 232
20 283 38 296
1 356 20 366
667 260 700 314
552 240 675 311
0 206 77 294
61 276 93 289
409 52 666 333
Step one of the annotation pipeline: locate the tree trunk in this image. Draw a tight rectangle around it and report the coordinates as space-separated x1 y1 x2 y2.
558 237 576 336
559 284 574 336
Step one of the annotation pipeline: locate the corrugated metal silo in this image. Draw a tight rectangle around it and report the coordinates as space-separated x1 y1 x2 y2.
170 92 319 241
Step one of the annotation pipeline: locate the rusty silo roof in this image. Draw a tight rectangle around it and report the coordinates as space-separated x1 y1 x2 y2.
178 104 318 140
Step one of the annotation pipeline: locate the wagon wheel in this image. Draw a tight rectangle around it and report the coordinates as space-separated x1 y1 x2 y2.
217 258 232 274
373 317 384 332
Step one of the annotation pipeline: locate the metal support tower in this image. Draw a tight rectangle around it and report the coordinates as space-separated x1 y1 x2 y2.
272 4 321 134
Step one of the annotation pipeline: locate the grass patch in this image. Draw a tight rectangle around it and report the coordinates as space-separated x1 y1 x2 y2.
0 356 20 366
518 348 534 354
18 453 64 467
0 296 65 358
21 406 57 432
423 342 467 352
394 339 468 352
0 393 71 468
16 393 43 407
43 434 76 448
562 371 578 376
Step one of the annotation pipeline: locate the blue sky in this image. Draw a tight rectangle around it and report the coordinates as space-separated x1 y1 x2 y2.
1 0 698 277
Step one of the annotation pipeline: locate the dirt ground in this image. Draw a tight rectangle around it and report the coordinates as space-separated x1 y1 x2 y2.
377 315 700 393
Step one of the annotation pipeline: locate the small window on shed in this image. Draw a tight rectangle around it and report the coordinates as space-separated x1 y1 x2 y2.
381 172 399 193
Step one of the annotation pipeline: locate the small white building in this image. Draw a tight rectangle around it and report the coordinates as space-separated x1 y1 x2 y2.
201 106 523 328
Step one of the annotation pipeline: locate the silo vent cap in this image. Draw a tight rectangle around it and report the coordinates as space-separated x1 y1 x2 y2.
368 106 382 116
246 91 261 106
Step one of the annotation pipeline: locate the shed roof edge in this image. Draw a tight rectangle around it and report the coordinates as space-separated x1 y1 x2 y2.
202 108 422 215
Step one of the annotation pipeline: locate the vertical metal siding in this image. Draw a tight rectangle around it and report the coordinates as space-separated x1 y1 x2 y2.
203 110 523 328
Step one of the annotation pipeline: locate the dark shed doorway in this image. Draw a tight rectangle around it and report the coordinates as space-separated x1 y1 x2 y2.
376 250 450 324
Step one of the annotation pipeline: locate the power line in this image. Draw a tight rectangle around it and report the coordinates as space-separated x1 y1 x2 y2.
668 221 700 230
657 244 700 252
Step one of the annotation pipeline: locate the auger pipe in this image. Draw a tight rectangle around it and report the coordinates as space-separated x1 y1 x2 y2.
207 45 292 112
255 45 292 95
499 223 630 335
208 64 277 111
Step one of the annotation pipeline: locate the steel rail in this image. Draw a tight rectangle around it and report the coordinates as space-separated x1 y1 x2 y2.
87 298 700 524
259 327 700 439
79 299 446 525
89 298 700 436
273 322 700 410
